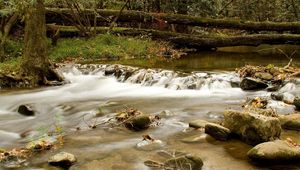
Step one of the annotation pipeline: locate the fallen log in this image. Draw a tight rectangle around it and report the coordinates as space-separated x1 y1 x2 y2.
47 25 300 49
46 8 300 32
45 8 300 33
1 8 299 33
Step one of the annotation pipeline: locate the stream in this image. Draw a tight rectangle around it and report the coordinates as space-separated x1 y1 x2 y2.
1 48 300 170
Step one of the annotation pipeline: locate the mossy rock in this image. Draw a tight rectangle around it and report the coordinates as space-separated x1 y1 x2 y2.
247 140 300 163
279 114 300 130
223 110 281 145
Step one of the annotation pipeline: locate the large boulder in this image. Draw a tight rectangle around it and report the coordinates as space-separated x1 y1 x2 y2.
279 114 300 130
240 77 268 90
48 152 77 168
204 123 231 141
223 110 281 145
247 140 300 163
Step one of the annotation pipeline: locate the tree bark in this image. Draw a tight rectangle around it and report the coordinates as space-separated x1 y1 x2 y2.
0 13 19 62
21 0 63 86
50 25 300 49
44 8 300 32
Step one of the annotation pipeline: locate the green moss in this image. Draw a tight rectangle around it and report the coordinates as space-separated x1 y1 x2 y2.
49 34 164 62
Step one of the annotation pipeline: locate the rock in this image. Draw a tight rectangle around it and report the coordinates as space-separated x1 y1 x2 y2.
243 97 267 109
282 92 295 104
271 92 284 101
279 114 300 130
158 110 176 118
136 139 164 151
256 109 278 117
247 140 300 163
223 110 281 145
294 97 300 110
124 115 151 131
254 72 273 81
181 134 208 143
164 155 203 170
267 84 281 92
48 152 76 168
187 83 197 89
204 123 231 141
104 65 117 75
17 105 35 116
240 77 268 90
189 119 209 129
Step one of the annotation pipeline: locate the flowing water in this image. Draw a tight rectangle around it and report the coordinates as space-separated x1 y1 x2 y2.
1 48 300 170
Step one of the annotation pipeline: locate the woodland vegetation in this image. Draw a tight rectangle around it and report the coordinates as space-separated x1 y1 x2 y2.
0 0 299 87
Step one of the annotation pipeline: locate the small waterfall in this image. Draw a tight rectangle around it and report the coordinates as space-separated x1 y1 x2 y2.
74 64 240 91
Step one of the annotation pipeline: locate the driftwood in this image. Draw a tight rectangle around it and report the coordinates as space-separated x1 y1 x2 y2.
47 25 300 49
45 8 300 32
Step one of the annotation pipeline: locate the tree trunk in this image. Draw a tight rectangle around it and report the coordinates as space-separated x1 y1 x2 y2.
21 0 63 86
0 13 19 62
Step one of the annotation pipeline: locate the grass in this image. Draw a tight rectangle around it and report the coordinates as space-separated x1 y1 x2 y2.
0 34 173 72
49 34 166 62
0 54 22 73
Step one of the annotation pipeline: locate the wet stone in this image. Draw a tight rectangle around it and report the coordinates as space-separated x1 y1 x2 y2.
240 77 268 90
247 140 300 163
204 123 231 141
294 97 300 110
223 110 281 145
271 92 284 101
164 155 203 170
48 152 77 168
17 105 35 116
279 114 300 130
189 119 209 129
254 72 273 81
124 115 151 131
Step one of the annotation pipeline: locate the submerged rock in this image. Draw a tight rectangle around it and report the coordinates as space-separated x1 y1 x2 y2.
223 110 281 145
240 77 268 90
17 105 35 116
136 139 164 151
158 110 176 118
279 114 300 130
124 115 151 131
204 123 231 141
164 155 203 170
189 119 209 129
247 140 300 163
48 152 76 168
